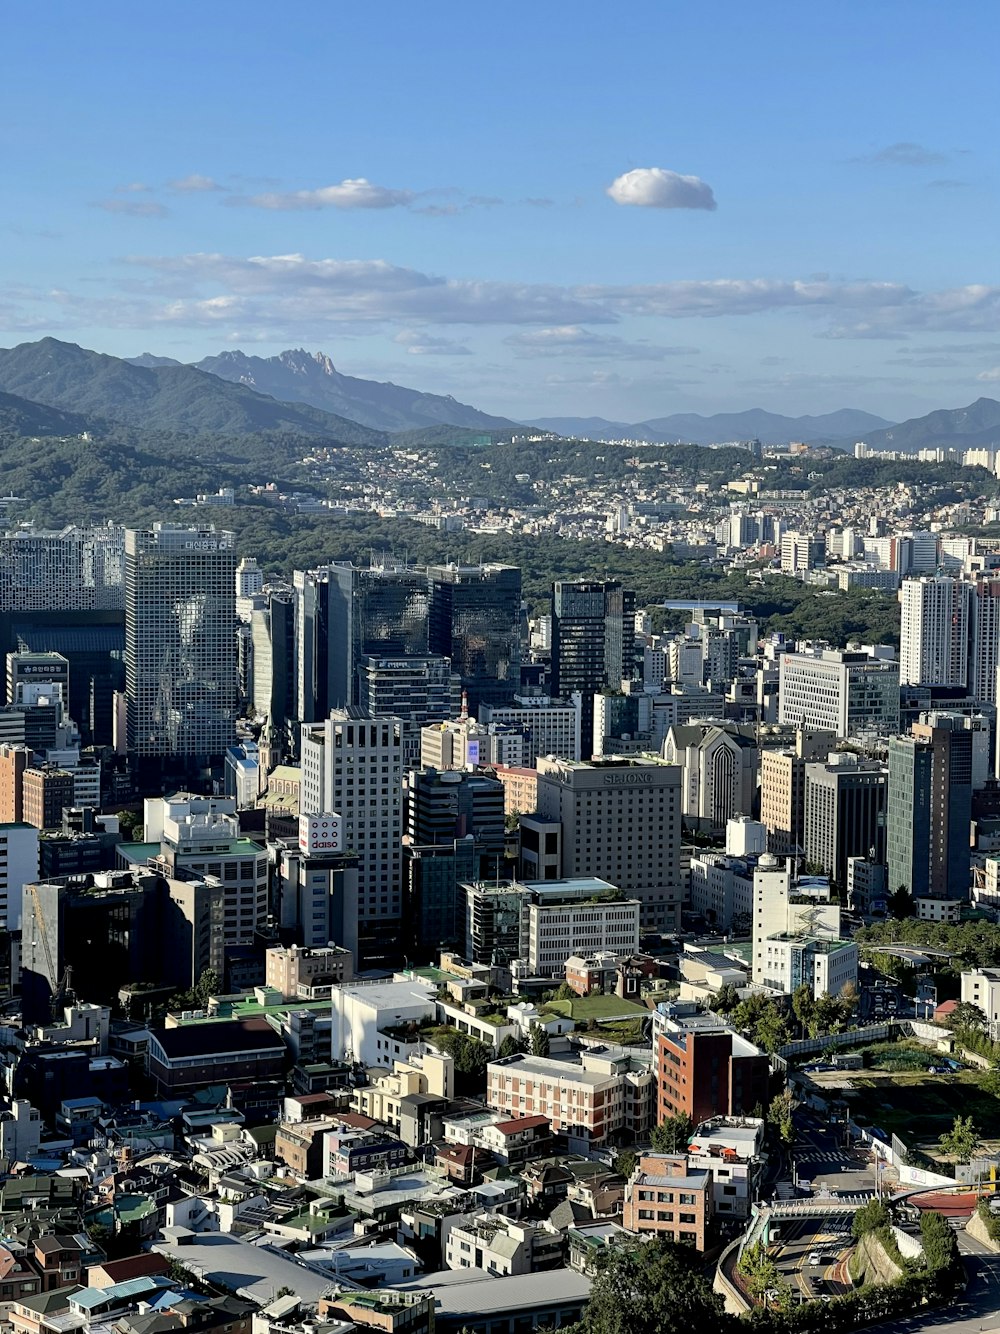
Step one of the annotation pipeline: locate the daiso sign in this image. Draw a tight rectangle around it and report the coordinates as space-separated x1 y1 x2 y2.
298 813 343 855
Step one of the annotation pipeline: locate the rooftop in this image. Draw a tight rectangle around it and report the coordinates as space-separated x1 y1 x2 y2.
397 1267 591 1317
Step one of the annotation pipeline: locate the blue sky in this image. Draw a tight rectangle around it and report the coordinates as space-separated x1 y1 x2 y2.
2 0 998 421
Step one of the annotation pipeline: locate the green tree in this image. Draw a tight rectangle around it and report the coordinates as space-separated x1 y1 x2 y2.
194 968 222 1005
737 1240 783 1301
939 1114 980 1164
791 984 815 1036
851 1198 890 1239
887 885 915 919
810 992 845 1037
650 1112 694 1154
767 1088 795 1144
612 1149 637 1181
529 1023 551 1057
952 1001 987 1032
838 979 860 1025
580 1236 736 1334
714 983 741 1013
919 1209 958 1272
754 1004 793 1054
498 1032 528 1059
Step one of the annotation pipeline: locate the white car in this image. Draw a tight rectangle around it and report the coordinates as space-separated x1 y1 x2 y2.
808 1251 822 1266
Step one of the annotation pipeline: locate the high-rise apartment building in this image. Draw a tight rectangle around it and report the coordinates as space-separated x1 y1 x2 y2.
300 709 404 967
886 713 973 902
428 564 521 716
970 578 1000 705
900 576 974 688
777 647 900 736
293 567 345 723
125 525 237 760
551 581 635 755
294 562 431 719
480 695 583 764
119 794 269 949
22 767 75 832
6 652 69 706
0 743 30 823
529 756 682 931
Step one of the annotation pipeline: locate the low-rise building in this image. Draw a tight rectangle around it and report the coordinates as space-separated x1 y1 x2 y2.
486 1047 654 1148
445 1214 563 1277
654 1009 769 1126
686 1116 765 1222
622 1153 711 1249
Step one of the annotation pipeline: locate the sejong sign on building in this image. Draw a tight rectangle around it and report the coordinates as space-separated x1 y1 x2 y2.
299 813 343 855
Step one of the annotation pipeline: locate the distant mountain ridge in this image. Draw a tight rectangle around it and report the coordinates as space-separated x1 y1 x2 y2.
526 407 895 445
193 348 521 434
0 339 383 444
0 390 90 437
861 397 1000 452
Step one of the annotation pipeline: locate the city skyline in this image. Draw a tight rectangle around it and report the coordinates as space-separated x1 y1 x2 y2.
2 2 998 421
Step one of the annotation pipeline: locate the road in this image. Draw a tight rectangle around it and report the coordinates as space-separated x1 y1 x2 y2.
792 1112 878 1195
770 1214 853 1301
862 1234 1000 1334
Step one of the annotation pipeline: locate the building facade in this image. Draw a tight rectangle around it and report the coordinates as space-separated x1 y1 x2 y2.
125 525 237 759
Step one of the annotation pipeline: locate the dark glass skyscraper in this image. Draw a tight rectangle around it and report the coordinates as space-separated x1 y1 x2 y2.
887 713 973 901
428 564 521 716
551 580 636 756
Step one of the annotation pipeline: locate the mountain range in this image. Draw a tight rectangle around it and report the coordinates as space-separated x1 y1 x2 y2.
525 407 895 445
0 339 383 444
185 348 520 434
0 339 998 458
860 398 1000 452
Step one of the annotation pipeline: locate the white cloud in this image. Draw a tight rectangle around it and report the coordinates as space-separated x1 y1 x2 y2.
126 253 612 326
857 141 950 167
505 326 697 359
978 367 1000 382
392 330 472 355
606 167 716 210
115 182 153 193
94 199 170 219
167 174 226 193
242 178 415 211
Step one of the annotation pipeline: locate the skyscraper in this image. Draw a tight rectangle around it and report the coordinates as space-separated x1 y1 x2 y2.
428 564 521 716
970 577 1000 705
551 580 635 756
125 525 237 761
886 713 973 902
405 767 506 956
0 525 124 612
293 567 347 724
251 585 296 747
900 576 973 688
294 561 431 719
299 708 404 968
